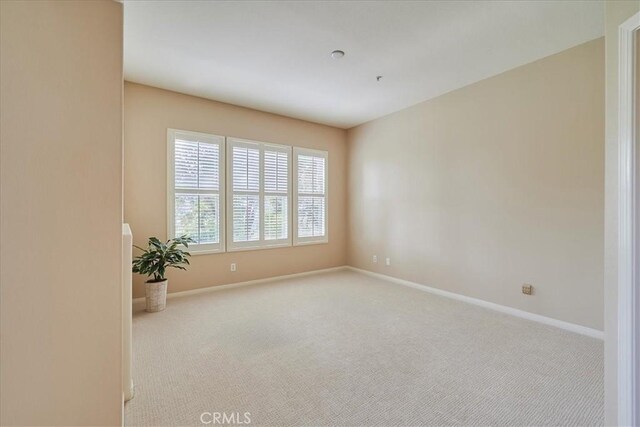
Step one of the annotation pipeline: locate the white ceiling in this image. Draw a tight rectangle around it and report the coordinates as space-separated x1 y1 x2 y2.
124 1 604 129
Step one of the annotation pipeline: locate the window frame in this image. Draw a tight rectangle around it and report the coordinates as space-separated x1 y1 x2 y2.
292 147 329 246
226 137 292 252
167 128 226 255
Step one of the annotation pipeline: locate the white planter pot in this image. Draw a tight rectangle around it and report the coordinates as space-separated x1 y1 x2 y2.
145 279 168 312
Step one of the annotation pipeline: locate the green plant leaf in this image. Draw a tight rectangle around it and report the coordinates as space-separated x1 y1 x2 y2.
131 235 194 280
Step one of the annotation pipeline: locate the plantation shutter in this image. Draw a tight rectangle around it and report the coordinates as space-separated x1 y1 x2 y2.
168 129 225 253
264 147 289 241
293 148 328 245
227 138 291 250
231 142 260 243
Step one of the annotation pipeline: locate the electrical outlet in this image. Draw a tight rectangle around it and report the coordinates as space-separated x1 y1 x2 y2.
230 263 237 272
522 284 532 295
373 255 378 263
385 257 391 266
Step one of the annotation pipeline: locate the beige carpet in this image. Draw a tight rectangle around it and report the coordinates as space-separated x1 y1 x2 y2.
125 269 603 427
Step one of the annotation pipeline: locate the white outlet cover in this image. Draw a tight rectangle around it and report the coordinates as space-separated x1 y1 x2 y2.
373 255 377 263
230 263 236 272
385 258 391 266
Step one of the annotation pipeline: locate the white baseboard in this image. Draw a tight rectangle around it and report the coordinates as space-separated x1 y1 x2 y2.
346 266 604 340
131 264 603 340
124 380 134 402
132 266 348 305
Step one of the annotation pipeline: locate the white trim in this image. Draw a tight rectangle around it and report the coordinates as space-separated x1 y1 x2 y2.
124 380 134 402
133 264 604 340
226 241 291 253
618 11 640 427
167 128 226 254
347 267 604 340
292 147 329 245
226 137 293 251
132 266 347 305
122 224 133 402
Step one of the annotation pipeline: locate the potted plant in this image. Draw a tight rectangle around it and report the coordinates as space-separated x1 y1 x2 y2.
132 235 194 312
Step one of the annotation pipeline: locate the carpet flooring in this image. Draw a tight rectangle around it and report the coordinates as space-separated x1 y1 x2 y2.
124 269 603 426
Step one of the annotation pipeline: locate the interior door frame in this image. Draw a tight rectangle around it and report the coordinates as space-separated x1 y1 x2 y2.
618 11 640 427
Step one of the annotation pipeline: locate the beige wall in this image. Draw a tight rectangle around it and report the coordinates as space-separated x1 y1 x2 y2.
124 82 347 298
603 2 640 425
0 1 123 426
348 38 604 330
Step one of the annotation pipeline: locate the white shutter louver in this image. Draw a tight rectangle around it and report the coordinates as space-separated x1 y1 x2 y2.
264 150 288 240
294 148 328 244
198 143 220 190
232 146 260 193
227 138 291 250
169 130 225 252
231 145 260 243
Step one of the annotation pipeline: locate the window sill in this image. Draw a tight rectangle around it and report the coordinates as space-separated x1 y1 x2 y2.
293 239 328 246
181 239 329 255
226 241 292 253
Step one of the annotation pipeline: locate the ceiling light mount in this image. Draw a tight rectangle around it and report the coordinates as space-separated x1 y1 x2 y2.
331 50 345 59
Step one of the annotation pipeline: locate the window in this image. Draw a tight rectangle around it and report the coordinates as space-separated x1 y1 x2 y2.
227 137 291 251
167 130 327 253
167 129 225 253
293 147 328 245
